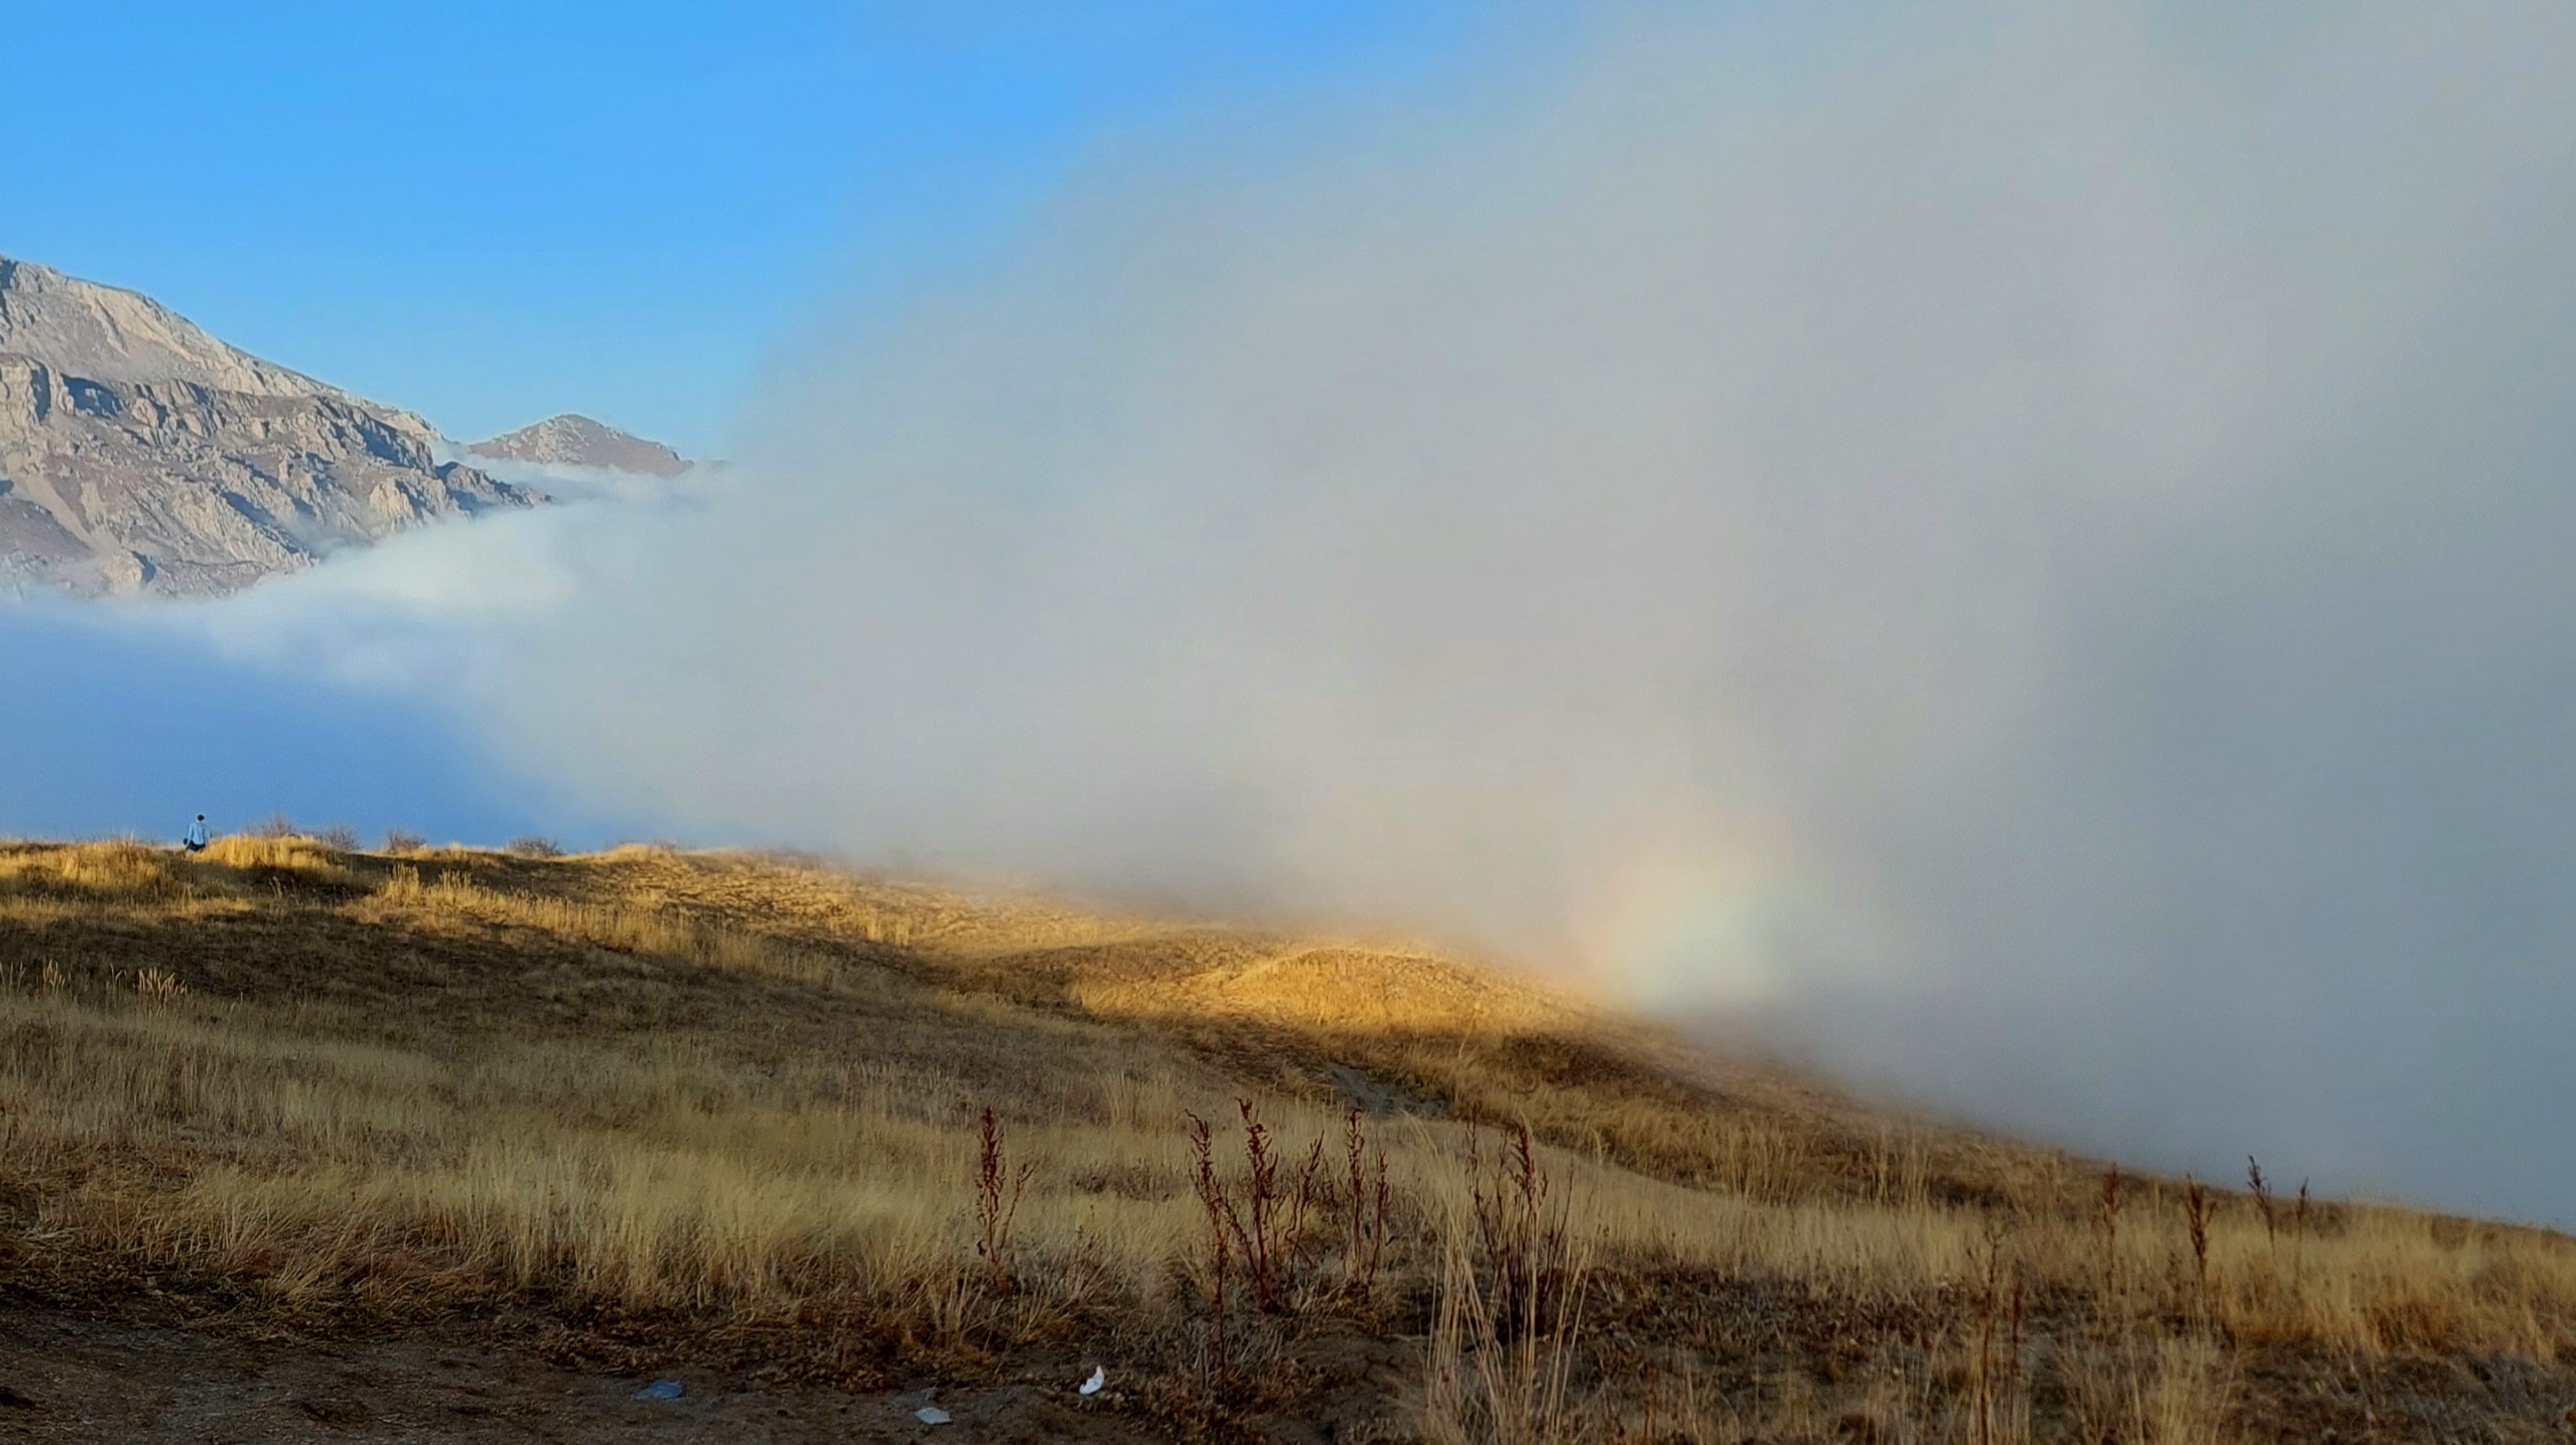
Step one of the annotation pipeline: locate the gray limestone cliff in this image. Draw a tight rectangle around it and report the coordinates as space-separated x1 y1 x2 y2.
0 254 535 597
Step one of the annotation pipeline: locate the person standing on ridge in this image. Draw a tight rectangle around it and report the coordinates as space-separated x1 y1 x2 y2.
182 815 209 853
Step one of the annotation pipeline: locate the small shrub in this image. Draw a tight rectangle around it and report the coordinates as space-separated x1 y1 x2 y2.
506 835 564 859
249 812 299 840
383 827 426 855
318 824 361 851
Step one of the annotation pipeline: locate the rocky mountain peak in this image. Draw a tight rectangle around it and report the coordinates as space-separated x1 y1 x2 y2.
466 414 689 478
0 252 535 597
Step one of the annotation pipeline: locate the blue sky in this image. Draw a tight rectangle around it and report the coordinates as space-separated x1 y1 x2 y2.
0 607 588 846
4 1 1502 457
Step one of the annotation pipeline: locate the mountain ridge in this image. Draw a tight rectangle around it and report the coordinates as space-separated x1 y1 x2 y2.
0 257 419 423
0 253 679 597
0 353 528 595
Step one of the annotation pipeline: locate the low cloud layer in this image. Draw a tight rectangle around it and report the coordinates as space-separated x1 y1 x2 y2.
84 1 2576 1220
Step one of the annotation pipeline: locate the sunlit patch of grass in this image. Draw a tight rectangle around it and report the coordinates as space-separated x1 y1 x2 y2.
200 833 352 882
0 838 184 898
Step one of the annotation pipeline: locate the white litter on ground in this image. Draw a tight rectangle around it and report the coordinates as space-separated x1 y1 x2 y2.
1080 1366 1105 1396
916 1406 952 1425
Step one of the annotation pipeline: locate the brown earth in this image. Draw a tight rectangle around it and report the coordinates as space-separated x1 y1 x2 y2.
0 1302 1168 1443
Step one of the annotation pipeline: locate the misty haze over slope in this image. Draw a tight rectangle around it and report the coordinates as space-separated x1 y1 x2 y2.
50 0 2576 1222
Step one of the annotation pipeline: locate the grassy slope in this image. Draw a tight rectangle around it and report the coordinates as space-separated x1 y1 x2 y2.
0 837 2570 1442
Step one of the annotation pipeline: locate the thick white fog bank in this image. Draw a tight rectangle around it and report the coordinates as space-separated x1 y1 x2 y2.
182 1 2576 1220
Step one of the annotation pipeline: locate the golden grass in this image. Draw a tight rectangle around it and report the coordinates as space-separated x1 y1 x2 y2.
199 832 354 880
0 841 2568 1440
0 837 183 898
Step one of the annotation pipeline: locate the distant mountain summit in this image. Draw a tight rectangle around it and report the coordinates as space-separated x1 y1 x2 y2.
467 415 688 478
0 253 534 597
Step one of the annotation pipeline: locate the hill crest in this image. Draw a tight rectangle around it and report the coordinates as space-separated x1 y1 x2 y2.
467 413 689 477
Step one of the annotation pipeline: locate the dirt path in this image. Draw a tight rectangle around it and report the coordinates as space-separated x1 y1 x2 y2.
0 1306 1155 1444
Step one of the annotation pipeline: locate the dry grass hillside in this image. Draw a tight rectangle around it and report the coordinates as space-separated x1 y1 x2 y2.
0 835 2570 1442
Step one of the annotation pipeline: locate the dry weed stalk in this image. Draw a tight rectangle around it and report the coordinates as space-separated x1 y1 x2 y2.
2099 1163 2126 1299
2009 1273 2026 1404
1350 1107 1370 1267
1288 1135 1328 1271
1238 1099 1283 1310
2292 1178 2314 1286
1972 1229 2030 1445
1188 1113 1235 1385
973 1106 1032 1296
2247 1155 2277 1249
1188 1100 1320 1314
1469 1123 1577 1349
1426 1125 1592 1445
1975 1241 2001 1445
2183 1176 2213 1308
1344 1108 1394 1294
